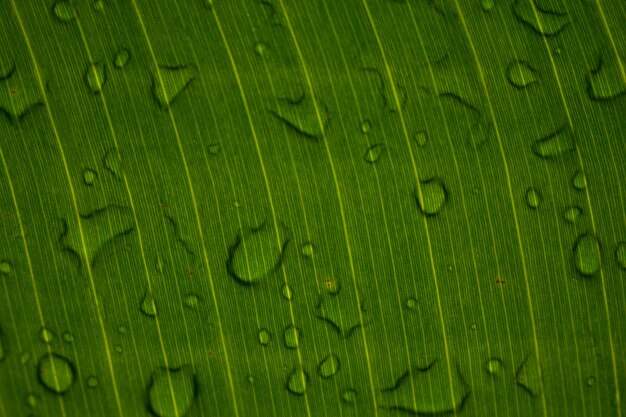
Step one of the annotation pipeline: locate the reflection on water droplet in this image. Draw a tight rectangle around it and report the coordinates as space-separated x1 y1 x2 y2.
614 242 626 270
281 283 293 301
415 178 448 216
87 376 99 388
360 120 372 133
0 260 11 275
574 233 602 276
37 353 76 394
364 144 385 164
147 365 197 417
341 388 357 404
184 294 199 309
26 393 39 407
52 1 77 22
318 354 340 378
586 376 596 387
258 328 271 346
506 60 537 89
207 143 221 155
254 42 268 56
413 130 428 147
525 187 541 209
85 62 106 93
62 332 74 343
486 358 503 375
82 168 97 186
114 49 130 69
572 170 587 190
286 367 308 395
141 292 158 317
283 325 300 349
565 206 582 224
40 327 55 344
405 297 417 310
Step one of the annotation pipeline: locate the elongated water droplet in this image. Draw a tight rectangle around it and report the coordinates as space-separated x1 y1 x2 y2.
104 149 122 179
52 1 77 22
82 168 97 186
283 325 300 349
486 358 503 375
40 327 55 344
516 353 542 397
286 367 308 395
114 49 130 69
258 328 271 346
415 178 448 216
152 65 197 108
565 206 582 224
85 62 106 93
513 0 569 37
364 144 385 164
37 353 76 394
141 292 157 317
525 187 541 209
572 170 587 190
531 126 575 158
413 130 428 147
155 253 164 273
574 233 602 276
506 60 537 89
281 283 293 300
318 354 340 378
616 242 626 270
147 365 197 417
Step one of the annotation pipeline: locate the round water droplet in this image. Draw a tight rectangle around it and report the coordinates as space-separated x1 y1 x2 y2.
0 260 11 275
207 143 221 155
486 358 503 375
184 294 199 309
283 325 300 349
52 1 76 22
85 62 106 93
525 187 541 209
254 42 268 56
62 332 74 343
405 297 417 310
113 49 130 69
572 170 587 190
82 168 97 185
147 366 197 417
364 144 385 164
318 354 340 378
360 120 372 133
37 353 75 394
574 233 602 276
301 242 314 257
258 328 271 346
114 344 123 353
87 376 99 388
506 60 537 89
415 178 447 216
20 351 31 365
565 206 582 224
286 367 308 395
481 0 494 10
341 388 357 403
281 283 293 301
141 292 157 317
26 393 39 407
615 242 626 270
40 327 55 344
586 376 596 387
413 130 428 147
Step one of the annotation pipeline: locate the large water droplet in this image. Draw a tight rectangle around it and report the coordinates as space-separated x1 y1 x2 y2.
513 0 569 37
572 170 587 190
147 365 197 417
364 144 385 164
286 367 308 395
37 353 76 394
227 221 289 285
283 325 300 349
85 62 106 93
574 233 602 276
415 178 448 216
141 292 158 317
564 206 582 224
525 187 541 209
516 353 542 397
269 93 330 140
486 358 503 375
615 242 626 270
152 65 197 108
318 354 340 378
258 328 271 346
506 60 537 89
52 1 77 22
114 49 131 69
531 126 575 159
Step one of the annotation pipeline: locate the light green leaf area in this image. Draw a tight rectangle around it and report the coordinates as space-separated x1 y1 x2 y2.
0 0 625 416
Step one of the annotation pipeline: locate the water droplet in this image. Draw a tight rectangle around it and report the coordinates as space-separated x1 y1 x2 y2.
141 292 158 317
20 351 31 365
574 233 602 276
62 332 74 343
114 344 123 353
93 0 104 12
247 375 255 384
301 242 314 257
155 253 164 273
470 322 477 331
207 143 221 155
258 328 271 346
360 119 372 133
184 294 199 309
380 359 470 414
486 358 503 375
341 389 357 404
281 283 293 300
481 0 494 11
26 393 39 408
531 126 575 159
40 327 55 344
117 325 127 335
85 62 106 93
315 286 363 338
253 42 268 56
37 353 76 394
283 325 300 349
572 170 587 190
52 1 77 22
413 130 428 147
87 376 99 388
147 365 197 417
286 367 308 395
506 60 537 89
82 168 97 186
318 354 340 378
615 242 626 270
0 260 11 275
364 144 385 164
152 64 197 108
113 49 130 69
586 376 596 387
103 149 122 179
227 221 289 285
587 55 626 102
525 187 541 209
516 353 542 397
415 178 448 216
0 65 43 122
565 206 582 224
269 93 330 140
405 297 417 310
513 0 569 37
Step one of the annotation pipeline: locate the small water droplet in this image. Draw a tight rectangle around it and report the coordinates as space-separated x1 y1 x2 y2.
364 144 385 164
281 283 293 301
141 292 158 317
52 1 77 22
147 365 197 417
586 376 596 387
405 297 417 310
506 60 537 89
232 200 240 208
155 253 164 273
532 126 575 159
93 0 105 12
270 94 330 140
286 367 308 395
574 233 602 276
470 322 477 331
117 325 127 335
253 42 268 56
87 376 99 388
413 130 428 147
82 168 97 186
283 325 300 349
301 242 314 257
0 260 11 275
114 344 123 353
481 0 494 11
415 178 448 216
318 354 340 378
184 294 199 309
62 332 74 343
614 242 626 270
85 62 106 93
516 354 542 397
39 327 55 344
486 358 503 375
152 64 197 108
103 149 122 179
525 187 541 209
258 328 271 346
360 120 372 133
572 170 587 190
564 206 582 223
20 351 31 365
26 393 39 408
341 388 357 404
113 49 130 69
37 353 76 394
207 143 221 155
247 375 255 384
